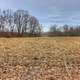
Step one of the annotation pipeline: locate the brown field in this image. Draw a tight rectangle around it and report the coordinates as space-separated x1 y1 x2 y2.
0 37 80 80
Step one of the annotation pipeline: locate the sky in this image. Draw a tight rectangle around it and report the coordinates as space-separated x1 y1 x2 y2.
0 0 80 31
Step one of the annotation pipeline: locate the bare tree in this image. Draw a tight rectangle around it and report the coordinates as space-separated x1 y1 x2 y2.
0 9 42 37
22 11 30 34
8 9 14 33
63 24 69 36
29 16 41 36
14 10 30 36
48 24 58 36
0 15 4 32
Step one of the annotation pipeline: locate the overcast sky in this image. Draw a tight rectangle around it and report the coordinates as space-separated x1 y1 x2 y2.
0 0 80 31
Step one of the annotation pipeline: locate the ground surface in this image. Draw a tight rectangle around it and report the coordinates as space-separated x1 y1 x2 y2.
0 37 80 80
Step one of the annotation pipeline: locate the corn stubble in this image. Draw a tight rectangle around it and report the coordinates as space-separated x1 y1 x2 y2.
0 37 80 80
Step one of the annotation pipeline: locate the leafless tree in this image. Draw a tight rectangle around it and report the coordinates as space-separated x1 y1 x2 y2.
48 24 58 36
14 10 30 36
29 16 41 36
63 24 69 36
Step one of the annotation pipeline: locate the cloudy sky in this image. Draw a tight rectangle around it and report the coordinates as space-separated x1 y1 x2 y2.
0 0 80 31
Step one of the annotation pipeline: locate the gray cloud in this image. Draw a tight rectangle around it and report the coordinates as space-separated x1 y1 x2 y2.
0 0 80 25
27 0 80 25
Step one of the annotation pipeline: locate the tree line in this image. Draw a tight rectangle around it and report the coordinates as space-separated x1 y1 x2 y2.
0 9 42 37
48 24 80 36
0 9 80 37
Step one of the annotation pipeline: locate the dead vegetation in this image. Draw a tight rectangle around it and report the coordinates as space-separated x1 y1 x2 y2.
0 37 80 80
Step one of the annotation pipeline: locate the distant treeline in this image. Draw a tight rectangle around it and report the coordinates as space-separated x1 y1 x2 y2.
48 24 80 36
0 9 80 37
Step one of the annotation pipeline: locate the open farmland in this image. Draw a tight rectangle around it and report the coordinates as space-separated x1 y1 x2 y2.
0 37 80 80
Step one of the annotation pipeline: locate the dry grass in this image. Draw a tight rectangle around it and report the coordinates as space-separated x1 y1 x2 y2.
0 37 80 80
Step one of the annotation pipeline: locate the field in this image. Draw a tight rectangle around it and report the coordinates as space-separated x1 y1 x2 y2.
0 37 80 80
